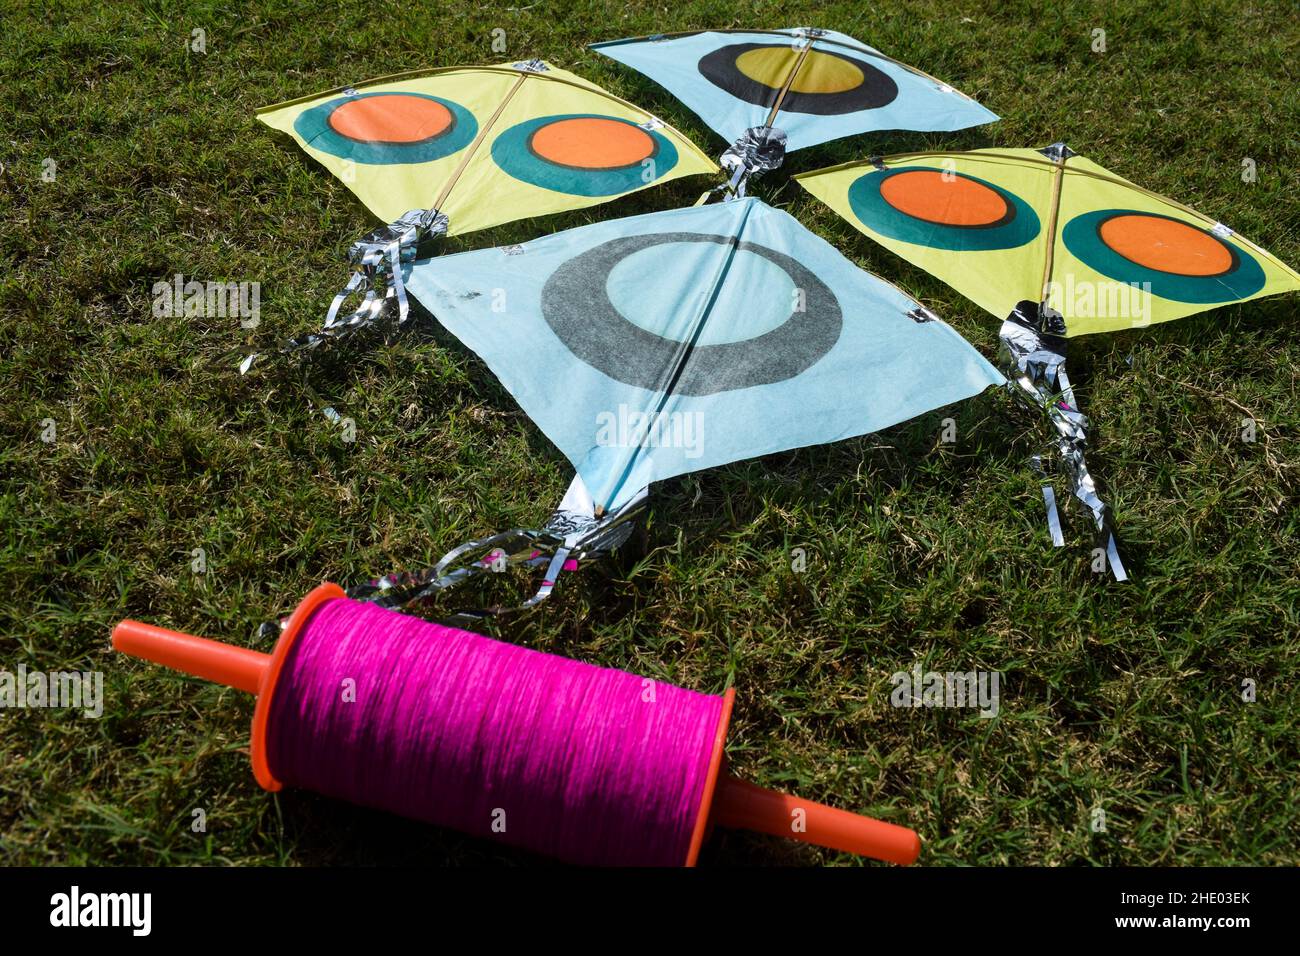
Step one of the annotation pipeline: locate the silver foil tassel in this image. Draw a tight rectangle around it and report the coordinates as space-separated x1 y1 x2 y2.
715 126 788 200
346 477 648 621
240 207 448 373
1000 300 1127 580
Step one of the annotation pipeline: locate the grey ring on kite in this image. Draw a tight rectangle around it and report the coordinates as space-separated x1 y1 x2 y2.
540 232 843 396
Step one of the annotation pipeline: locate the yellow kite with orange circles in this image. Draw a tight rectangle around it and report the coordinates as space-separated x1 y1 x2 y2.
796 147 1300 336
258 61 717 237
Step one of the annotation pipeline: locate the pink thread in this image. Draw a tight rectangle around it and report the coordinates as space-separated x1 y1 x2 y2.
267 598 724 865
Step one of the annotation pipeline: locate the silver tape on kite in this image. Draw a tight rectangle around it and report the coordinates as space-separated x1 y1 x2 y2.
240 208 448 374
345 477 648 621
715 125 788 200
1000 300 1127 581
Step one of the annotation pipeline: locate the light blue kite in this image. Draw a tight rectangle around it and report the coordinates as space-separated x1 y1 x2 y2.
372 198 1004 616
591 28 998 155
408 197 1002 512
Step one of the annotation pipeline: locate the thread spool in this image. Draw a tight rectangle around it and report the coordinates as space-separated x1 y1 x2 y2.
112 583 920 866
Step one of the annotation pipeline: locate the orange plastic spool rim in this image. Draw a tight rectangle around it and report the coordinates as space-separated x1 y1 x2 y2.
684 686 735 866
250 582 346 790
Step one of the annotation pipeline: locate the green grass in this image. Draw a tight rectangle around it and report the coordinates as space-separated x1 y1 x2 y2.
2 0 1298 866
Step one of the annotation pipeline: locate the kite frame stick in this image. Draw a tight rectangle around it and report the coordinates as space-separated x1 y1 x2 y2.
797 151 1300 283
1037 150 1069 309
592 28 987 103
259 64 664 114
432 70 529 212
763 38 812 128
257 65 538 112
598 200 760 510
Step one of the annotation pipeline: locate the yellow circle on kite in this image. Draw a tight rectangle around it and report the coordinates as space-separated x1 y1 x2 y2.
734 47 864 93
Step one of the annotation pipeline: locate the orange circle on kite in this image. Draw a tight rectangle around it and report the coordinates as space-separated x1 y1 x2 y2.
735 47 864 93
529 117 656 169
328 95 453 143
1098 214 1233 276
880 170 1010 226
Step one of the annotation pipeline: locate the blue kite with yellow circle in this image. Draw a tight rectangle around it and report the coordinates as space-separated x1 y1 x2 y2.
401 198 1004 512
592 28 998 153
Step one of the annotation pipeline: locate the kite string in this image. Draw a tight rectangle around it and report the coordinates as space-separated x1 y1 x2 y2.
265 597 725 865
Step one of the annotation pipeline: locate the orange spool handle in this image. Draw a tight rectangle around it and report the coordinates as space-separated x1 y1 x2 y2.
709 776 921 866
111 582 345 791
112 620 271 694
111 593 921 866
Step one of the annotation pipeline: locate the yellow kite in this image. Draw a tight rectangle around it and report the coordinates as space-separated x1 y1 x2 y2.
797 145 1300 578
245 60 716 370
259 59 715 236
795 146 1300 336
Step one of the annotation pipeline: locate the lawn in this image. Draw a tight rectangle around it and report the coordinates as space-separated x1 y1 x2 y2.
1 0 1297 865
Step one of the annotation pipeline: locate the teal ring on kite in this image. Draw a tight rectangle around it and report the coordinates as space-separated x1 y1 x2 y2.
490 114 677 196
1061 209 1266 304
293 92 478 165
847 168 1041 251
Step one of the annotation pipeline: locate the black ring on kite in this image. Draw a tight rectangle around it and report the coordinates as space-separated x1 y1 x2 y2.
697 42 898 115
540 232 843 396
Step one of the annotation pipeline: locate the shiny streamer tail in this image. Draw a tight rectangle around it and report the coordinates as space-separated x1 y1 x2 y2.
237 208 448 375
1000 301 1128 582
345 482 649 622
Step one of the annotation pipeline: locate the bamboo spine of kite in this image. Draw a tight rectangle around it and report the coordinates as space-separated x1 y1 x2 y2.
763 39 813 129
1038 150 1068 310
432 70 531 212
